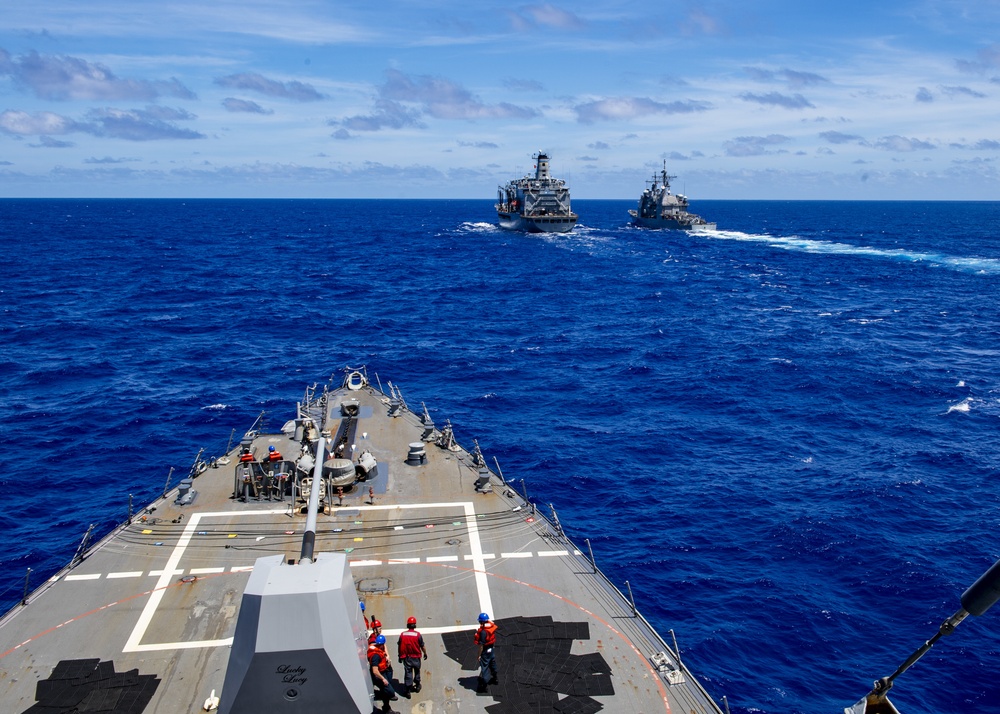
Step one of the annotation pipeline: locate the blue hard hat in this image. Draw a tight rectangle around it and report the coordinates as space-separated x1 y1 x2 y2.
269 445 275 452
359 602 366 611
375 634 386 645
478 612 490 622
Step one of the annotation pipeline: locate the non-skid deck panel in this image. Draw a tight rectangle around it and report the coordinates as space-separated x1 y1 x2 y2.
22 658 159 714
441 615 613 714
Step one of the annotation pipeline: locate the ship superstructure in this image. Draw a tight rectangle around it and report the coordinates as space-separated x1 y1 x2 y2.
496 152 578 233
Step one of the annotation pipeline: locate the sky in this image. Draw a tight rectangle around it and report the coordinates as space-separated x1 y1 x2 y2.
2 1 1000 199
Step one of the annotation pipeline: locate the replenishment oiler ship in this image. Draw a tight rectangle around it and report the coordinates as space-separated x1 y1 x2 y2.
2 367 999 714
496 152 578 233
629 162 716 231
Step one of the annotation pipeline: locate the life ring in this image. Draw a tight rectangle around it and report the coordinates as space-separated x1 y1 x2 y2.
346 371 366 391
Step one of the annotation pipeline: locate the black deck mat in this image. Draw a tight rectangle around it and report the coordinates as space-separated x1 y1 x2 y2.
23 660 160 714
441 616 614 712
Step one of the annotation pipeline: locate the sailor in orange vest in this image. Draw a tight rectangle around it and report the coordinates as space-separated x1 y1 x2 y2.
367 618 382 645
367 634 398 711
474 612 498 691
265 445 282 462
397 616 428 696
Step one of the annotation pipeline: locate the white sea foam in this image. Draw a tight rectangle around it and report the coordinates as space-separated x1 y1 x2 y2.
456 221 498 233
946 398 972 414
703 230 1000 274
202 403 229 410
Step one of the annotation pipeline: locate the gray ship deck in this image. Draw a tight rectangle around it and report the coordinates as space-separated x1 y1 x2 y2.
1 376 723 714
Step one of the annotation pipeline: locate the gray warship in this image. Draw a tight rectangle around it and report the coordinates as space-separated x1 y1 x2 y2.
496 152 578 233
629 162 716 231
3 367 999 714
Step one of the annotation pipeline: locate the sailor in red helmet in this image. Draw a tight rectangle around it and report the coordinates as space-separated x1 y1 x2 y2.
397 615 428 696
367 634 398 711
474 612 499 691
367 618 383 645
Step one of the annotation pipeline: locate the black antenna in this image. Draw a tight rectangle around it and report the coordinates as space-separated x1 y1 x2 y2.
853 557 1000 710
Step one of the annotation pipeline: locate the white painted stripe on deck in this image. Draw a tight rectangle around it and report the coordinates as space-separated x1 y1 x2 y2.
190 567 225 575
107 571 144 579
463 501 494 620
64 573 101 581
426 555 458 563
350 560 383 567
123 512 205 653
120 502 496 652
537 550 569 557
500 552 533 559
230 565 254 573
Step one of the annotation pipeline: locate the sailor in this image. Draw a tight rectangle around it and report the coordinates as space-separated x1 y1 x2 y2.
397 616 428 695
360 601 370 630
367 634 398 711
368 618 382 645
265 445 283 462
238 448 255 502
474 612 498 691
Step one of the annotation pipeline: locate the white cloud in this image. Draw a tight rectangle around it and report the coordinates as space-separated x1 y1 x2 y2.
215 72 326 101
0 48 195 101
573 97 711 123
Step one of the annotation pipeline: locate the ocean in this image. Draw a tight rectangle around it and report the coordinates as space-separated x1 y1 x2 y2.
1 198 998 713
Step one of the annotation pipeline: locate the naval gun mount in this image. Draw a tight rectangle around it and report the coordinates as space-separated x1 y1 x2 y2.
218 436 375 714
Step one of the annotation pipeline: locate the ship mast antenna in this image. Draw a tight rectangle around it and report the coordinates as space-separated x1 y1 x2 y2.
850 557 1000 710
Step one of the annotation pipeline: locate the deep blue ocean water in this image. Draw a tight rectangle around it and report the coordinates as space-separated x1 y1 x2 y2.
2 198 999 713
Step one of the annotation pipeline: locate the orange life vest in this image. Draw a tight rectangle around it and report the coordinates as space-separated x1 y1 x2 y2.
475 621 497 647
367 644 389 672
268 451 282 461
239 452 254 463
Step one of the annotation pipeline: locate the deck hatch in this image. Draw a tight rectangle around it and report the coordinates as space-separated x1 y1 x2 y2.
356 577 390 593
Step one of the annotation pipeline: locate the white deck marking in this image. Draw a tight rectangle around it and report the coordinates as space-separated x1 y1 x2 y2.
465 553 495 560
189 567 225 575
230 566 254 573
500 552 533 559
537 550 569 557
425 555 459 563
350 560 383 567
107 571 144 579
122 502 495 652
64 573 101 581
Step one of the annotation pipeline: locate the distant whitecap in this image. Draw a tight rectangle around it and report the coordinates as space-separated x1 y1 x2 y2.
946 398 972 414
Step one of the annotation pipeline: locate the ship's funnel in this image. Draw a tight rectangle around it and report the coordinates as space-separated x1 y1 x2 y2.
218 552 373 714
534 152 550 180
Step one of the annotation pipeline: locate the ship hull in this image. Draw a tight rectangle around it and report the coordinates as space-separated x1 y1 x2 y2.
497 211 577 233
629 210 715 232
